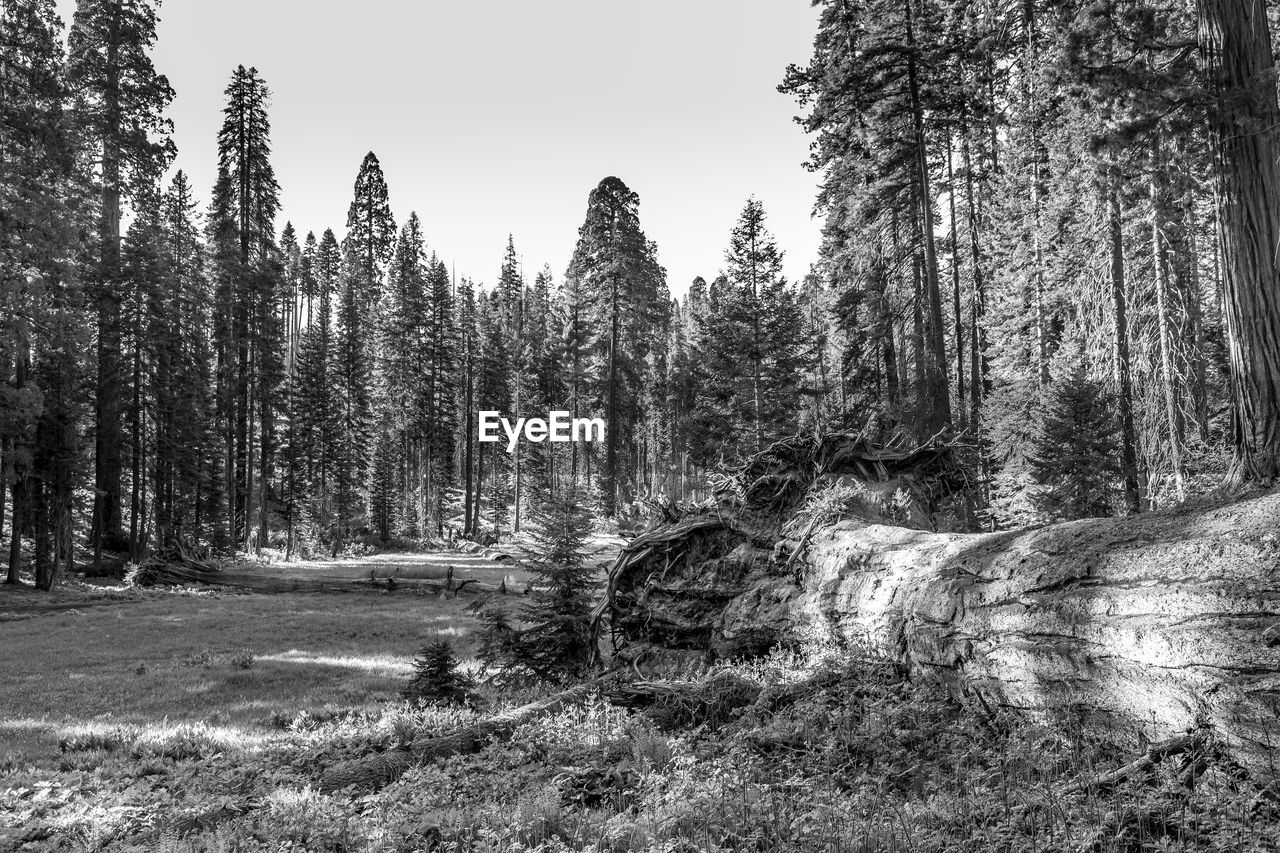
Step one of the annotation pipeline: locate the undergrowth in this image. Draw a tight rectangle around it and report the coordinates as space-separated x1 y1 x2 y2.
3 638 1277 852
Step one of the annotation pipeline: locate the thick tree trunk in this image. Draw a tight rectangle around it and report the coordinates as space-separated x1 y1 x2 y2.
714 494 1280 777
1198 0 1280 483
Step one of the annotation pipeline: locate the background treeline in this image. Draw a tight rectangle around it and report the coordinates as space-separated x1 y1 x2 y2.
4 0 1280 586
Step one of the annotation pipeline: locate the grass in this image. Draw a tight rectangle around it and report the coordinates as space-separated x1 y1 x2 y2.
0 590 483 767
5 628 1279 851
3 579 1278 852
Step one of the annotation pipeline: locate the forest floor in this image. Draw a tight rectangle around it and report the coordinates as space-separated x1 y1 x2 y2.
3 626 1276 852
3 533 1277 851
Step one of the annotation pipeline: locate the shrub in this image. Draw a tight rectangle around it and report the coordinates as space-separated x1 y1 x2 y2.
402 639 472 705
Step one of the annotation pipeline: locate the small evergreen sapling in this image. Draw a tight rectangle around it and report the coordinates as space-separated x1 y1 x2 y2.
1030 368 1121 521
402 639 472 705
479 487 595 682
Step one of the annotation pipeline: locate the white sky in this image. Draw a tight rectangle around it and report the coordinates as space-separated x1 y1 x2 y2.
57 0 824 297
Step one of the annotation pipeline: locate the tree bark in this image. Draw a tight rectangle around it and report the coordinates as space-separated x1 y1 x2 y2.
1198 0 1280 483
1108 178 1142 515
710 494 1280 777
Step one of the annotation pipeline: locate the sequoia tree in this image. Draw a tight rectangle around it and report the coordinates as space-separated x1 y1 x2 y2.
1198 0 1280 483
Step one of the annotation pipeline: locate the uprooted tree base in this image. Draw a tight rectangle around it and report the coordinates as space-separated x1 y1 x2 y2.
592 430 1280 779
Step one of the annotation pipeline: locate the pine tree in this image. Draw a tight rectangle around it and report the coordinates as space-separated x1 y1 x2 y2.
402 639 472 705
692 200 811 462
481 486 594 682
564 177 669 516
120 182 166 559
369 427 399 543
291 229 340 550
2 0 87 586
477 291 512 538
159 172 215 546
423 258 458 537
383 214 427 536
518 486 596 680
215 65 283 553
1030 368 1120 521
519 266 561 505
724 198 783 453
344 152 396 313
780 0 953 437
457 277 479 539
496 236 526 530
334 253 374 550
67 0 174 556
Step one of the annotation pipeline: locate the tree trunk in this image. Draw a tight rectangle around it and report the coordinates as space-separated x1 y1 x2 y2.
946 137 965 425
961 111 991 516
463 355 475 539
92 10 125 556
1179 166 1212 443
8 479 22 584
903 0 951 433
474 437 485 540
0 444 12 584
1198 0 1280 483
602 492 1280 780
1150 158 1188 504
704 495 1280 777
1108 177 1142 515
604 278 620 515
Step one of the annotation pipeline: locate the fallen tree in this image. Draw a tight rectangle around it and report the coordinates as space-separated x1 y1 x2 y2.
593 431 1280 778
128 549 520 596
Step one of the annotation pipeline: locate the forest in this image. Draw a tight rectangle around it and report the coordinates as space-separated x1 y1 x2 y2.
2 0 1280 850
3 0 1280 580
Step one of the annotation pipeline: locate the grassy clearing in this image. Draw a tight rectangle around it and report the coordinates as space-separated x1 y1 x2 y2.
0 590 483 768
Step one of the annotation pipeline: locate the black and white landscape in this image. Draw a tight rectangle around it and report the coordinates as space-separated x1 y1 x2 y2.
2 0 1280 850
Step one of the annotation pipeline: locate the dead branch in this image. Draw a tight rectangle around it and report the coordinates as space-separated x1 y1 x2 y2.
318 671 625 792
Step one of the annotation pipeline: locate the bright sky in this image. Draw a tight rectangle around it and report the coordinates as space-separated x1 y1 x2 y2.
57 1 824 297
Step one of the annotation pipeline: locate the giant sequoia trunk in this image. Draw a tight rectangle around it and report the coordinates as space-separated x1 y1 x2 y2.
596 434 1280 778
1198 0 1280 483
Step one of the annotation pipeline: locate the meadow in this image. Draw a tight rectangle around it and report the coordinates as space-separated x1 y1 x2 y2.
3 569 1278 852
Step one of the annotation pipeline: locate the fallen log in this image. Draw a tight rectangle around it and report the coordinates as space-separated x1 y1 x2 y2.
318 672 622 792
711 492 1280 777
596 427 1280 778
132 565 517 596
